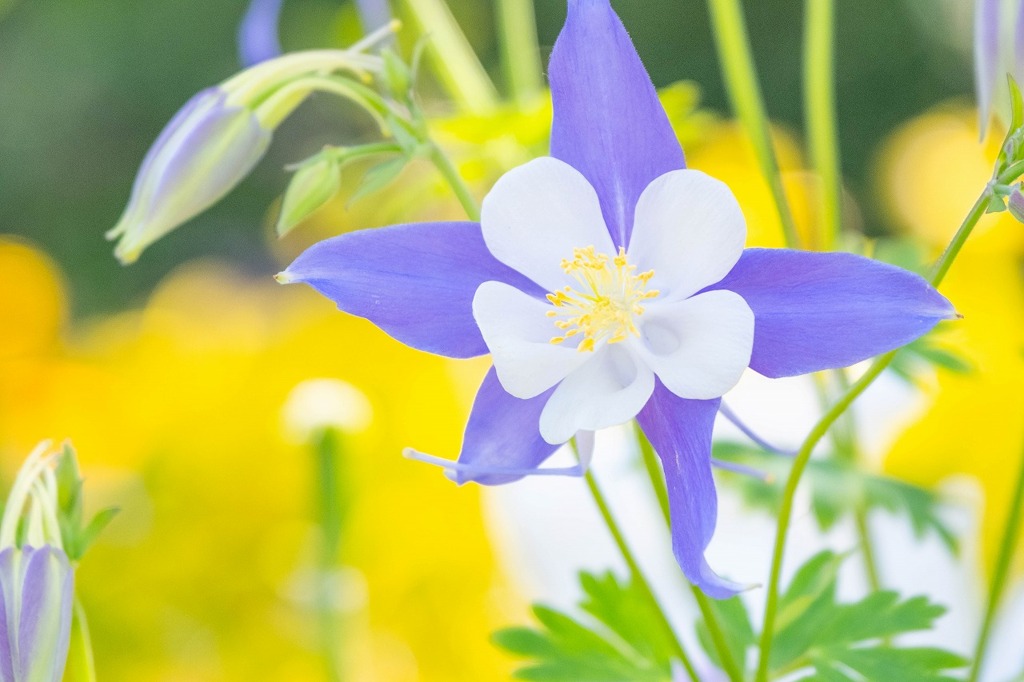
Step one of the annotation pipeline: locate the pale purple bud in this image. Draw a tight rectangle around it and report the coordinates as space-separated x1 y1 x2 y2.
1008 185 1024 221
0 546 73 682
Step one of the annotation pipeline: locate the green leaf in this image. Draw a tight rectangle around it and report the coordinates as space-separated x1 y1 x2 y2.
493 571 673 682
695 595 755 673
349 157 409 204
762 553 965 681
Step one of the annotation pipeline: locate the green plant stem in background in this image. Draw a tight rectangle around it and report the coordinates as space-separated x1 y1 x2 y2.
402 0 499 114
580 461 700 682
496 0 543 105
428 142 481 220
707 0 801 249
636 428 745 682
313 428 348 682
803 0 842 249
967 434 1024 682
753 189 991 682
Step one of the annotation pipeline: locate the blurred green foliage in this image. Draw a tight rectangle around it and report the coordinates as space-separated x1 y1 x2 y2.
0 0 972 316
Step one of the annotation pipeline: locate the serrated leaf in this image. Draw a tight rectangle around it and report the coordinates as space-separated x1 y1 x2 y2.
830 647 967 682
695 595 754 673
493 572 673 682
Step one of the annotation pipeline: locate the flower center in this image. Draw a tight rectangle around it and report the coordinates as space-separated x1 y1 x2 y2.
546 246 659 352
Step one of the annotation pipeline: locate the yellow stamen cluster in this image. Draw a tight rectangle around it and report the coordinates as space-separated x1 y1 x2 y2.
547 246 659 352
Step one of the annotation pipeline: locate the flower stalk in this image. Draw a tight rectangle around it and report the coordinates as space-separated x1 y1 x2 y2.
707 0 801 248
803 0 841 249
967 433 1024 682
496 0 543 105
753 185 992 682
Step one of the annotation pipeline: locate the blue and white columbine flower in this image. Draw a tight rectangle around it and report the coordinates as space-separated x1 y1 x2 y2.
280 0 956 597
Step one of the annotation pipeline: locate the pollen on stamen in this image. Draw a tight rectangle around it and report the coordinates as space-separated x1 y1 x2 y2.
546 245 658 352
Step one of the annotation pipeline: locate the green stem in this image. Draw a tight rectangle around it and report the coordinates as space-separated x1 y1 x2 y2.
707 0 801 248
803 0 842 249
427 142 481 220
496 0 543 105
401 0 499 114
967 435 1024 682
636 427 746 682
313 429 347 682
753 187 992 682
581 465 700 682
853 509 882 594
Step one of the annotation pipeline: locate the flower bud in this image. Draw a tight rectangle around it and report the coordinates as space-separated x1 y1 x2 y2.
277 158 341 237
105 87 272 264
1008 185 1024 223
0 546 73 682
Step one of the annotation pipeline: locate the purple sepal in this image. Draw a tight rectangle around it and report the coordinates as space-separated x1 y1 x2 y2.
238 0 285 67
451 368 560 485
637 386 744 599
281 222 544 359
0 546 74 682
707 249 957 379
548 0 685 248
975 0 1000 135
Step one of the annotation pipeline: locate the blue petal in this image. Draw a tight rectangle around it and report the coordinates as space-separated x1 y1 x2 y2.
452 367 560 485
0 550 13 682
975 0 999 135
238 0 284 67
637 386 743 599
548 0 685 248
707 249 957 379
281 222 543 358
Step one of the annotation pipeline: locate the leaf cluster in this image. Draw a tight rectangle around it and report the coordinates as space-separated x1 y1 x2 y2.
698 552 965 681
713 441 958 553
493 571 677 681
55 443 118 561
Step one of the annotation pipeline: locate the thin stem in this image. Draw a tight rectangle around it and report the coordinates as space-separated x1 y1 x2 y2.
636 427 746 682
427 142 481 220
582 466 700 682
967 435 1024 682
312 429 347 682
853 509 882 594
753 187 993 682
401 0 499 114
803 0 841 249
707 0 801 248
496 0 543 105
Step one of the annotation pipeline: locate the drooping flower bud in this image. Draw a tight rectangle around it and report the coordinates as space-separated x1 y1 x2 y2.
105 87 272 264
277 157 342 237
108 24 396 264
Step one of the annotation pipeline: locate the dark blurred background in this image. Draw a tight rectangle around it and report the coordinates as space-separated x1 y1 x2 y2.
0 0 973 317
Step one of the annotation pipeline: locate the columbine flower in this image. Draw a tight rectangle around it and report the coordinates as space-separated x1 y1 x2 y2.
975 0 1024 135
279 0 956 597
108 30 392 265
0 443 74 682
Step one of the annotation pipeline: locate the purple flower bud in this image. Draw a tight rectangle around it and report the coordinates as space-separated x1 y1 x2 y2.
0 546 73 682
1008 185 1024 222
105 87 272 264
238 0 285 67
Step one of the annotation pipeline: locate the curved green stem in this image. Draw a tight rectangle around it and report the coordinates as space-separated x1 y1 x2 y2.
707 0 801 248
402 0 499 114
803 0 841 249
967 435 1024 682
427 142 481 220
637 427 745 682
582 465 700 682
753 188 992 682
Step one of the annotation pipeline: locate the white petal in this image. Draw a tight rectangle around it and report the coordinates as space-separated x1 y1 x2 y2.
539 345 655 444
473 281 589 399
481 157 616 292
635 290 754 399
628 170 746 301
